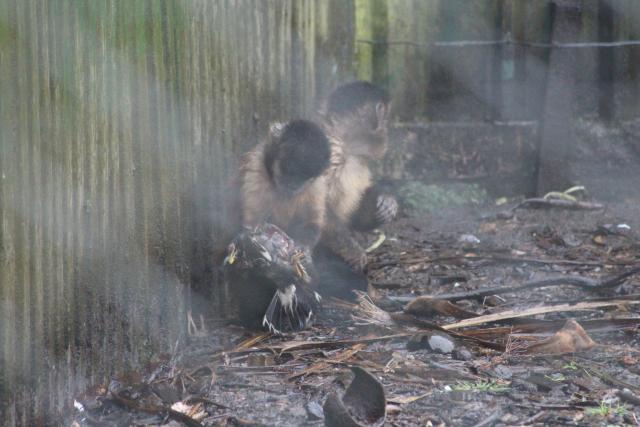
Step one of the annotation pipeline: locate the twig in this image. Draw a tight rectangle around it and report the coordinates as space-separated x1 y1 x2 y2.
266 334 412 354
511 198 604 211
456 317 640 338
579 365 640 395
371 254 633 270
395 267 640 303
442 300 640 330
288 344 365 380
184 396 229 410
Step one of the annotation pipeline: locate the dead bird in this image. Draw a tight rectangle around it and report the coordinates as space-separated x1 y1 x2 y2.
223 223 321 334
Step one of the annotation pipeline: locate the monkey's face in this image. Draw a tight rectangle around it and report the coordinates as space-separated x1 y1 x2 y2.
331 102 390 159
266 119 331 197
271 161 316 198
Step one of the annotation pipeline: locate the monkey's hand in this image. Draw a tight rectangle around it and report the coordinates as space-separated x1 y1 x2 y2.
351 187 398 232
322 213 369 273
345 250 368 273
375 194 398 226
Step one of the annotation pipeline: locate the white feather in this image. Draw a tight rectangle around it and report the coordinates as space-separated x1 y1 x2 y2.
277 285 297 314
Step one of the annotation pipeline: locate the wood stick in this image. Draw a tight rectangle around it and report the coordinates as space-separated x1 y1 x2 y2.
394 267 640 302
442 300 640 330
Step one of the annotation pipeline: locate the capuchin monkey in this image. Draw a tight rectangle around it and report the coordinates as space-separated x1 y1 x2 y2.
238 119 331 249
222 119 331 331
315 81 399 298
321 81 399 267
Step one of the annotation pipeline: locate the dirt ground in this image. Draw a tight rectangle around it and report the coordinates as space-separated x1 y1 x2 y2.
69 195 640 427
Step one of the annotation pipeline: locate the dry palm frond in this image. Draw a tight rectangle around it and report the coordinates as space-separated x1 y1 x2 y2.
351 291 394 326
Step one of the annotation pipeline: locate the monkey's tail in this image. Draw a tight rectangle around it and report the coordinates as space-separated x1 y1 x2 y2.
262 285 321 334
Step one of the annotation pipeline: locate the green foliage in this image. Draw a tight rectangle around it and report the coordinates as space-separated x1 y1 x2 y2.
584 400 627 418
544 373 567 382
398 181 489 216
563 360 579 371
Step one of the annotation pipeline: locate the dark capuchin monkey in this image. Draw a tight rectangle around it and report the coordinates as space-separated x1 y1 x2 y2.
318 81 399 274
221 119 331 331
238 118 331 251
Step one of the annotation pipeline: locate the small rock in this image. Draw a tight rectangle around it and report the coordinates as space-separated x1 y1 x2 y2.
305 401 324 420
562 233 582 247
511 378 538 393
458 234 480 245
492 364 513 380
452 347 473 361
506 392 525 402
500 413 520 423
482 295 503 307
407 333 455 354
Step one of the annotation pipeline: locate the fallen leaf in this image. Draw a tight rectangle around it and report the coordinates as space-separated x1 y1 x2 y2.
523 320 596 355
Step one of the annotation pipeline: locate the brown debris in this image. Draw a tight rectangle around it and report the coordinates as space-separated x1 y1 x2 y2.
522 319 597 355
404 297 477 319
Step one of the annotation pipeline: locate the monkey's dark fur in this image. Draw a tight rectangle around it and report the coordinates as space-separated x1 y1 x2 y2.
263 120 331 198
223 120 331 330
239 119 331 249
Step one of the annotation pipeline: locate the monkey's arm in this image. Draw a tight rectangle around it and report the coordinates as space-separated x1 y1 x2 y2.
321 210 368 272
349 185 398 232
288 180 327 249
288 215 323 249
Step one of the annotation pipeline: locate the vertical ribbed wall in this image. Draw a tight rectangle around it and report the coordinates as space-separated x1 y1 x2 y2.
0 1 354 423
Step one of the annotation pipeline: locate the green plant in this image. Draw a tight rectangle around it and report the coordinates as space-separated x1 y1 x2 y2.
584 400 627 417
398 182 489 216
545 373 566 382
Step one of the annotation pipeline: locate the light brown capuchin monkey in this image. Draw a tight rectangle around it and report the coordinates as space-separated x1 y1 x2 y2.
320 81 398 270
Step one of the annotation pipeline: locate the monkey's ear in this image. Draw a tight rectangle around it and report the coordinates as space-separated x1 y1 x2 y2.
269 121 286 140
317 110 330 124
317 96 330 120
375 102 389 129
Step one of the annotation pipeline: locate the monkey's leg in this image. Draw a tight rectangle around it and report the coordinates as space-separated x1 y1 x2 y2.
321 212 368 272
350 185 398 232
287 216 322 249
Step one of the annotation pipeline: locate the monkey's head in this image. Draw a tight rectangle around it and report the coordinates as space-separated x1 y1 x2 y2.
325 81 391 159
265 119 331 197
